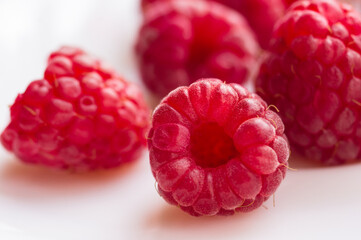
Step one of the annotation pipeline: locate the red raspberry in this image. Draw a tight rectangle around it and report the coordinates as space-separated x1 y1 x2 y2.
148 79 290 216
256 0 361 165
140 0 298 49
136 0 259 97
1 46 150 171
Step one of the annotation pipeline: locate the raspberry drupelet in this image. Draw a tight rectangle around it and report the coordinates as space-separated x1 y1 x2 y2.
136 0 259 98
256 0 361 165
1 46 150 171
148 79 290 216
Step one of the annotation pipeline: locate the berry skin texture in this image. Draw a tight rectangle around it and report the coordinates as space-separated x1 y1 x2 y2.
1 46 150 171
148 79 290 216
141 0 299 49
136 0 260 98
256 0 361 165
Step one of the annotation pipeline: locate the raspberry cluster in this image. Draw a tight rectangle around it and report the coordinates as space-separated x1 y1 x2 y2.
148 79 289 216
0 0 316 218
257 0 361 164
1 47 150 171
136 0 259 97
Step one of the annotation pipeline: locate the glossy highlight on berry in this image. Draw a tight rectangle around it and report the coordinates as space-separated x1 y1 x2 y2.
148 79 290 216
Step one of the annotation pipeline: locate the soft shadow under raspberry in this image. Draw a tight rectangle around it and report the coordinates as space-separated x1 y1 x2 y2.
0 155 140 199
287 153 361 170
143 203 266 234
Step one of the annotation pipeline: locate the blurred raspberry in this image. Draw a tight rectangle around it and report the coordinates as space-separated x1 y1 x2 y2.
141 0 300 49
256 0 361 165
1 46 150 171
148 79 289 216
136 0 259 97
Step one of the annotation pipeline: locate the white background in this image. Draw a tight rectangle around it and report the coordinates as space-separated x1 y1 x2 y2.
0 0 361 239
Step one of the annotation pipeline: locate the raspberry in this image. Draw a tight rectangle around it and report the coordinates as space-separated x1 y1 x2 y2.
141 0 298 49
1 46 150 171
136 0 259 97
148 79 290 216
256 0 361 165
